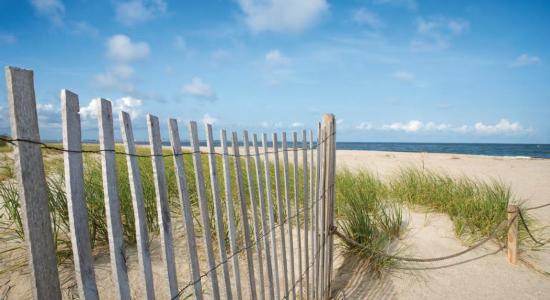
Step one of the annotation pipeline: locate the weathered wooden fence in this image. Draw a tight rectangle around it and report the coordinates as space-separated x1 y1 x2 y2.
3 66 336 300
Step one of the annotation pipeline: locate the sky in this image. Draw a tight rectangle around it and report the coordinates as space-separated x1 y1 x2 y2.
0 0 549 143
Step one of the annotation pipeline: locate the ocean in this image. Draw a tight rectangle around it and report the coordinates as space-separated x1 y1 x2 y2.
336 142 550 159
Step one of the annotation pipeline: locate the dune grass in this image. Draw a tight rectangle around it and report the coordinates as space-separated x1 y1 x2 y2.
335 169 404 274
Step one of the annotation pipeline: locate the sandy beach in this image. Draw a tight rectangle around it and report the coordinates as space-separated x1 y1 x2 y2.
332 150 550 299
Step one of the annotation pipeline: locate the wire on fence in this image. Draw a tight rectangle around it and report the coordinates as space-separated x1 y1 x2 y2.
518 209 547 246
171 183 334 300
0 130 335 159
334 213 517 263
523 202 550 211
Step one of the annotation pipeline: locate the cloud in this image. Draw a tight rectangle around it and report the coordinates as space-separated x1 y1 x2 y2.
378 119 531 135
352 8 383 28
356 122 373 130
291 122 304 128
411 17 469 51
80 96 143 122
115 0 166 26
473 119 531 135
182 77 217 100
36 102 61 128
72 21 100 37
511 54 541 67
266 49 290 66
106 34 150 62
238 0 329 33
392 71 415 82
0 33 16 45
174 35 186 50
94 64 135 93
373 0 417 10
201 113 218 125
30 0 65 25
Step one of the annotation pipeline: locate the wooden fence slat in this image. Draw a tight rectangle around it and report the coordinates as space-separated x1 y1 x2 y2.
242 131 265 300
205 124 233 299
119 111 155 299
301 130 309 300
147 114 178 298
5 66 62 300
261 134 281 300
281 132 296 300
323 114 337 300
314 123 322 300
188 121 221 299
292 132 303 299
273 133 290 299
168 119 203 300
231 132 258 300
252 134 276 300
319 120 329 299
61 89 98 300
309 129 315 300
97 99 131 300
220 129 243 300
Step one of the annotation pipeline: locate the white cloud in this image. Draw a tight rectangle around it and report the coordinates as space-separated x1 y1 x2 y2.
291 122 304 128
201 113 218 125
30 0 65 25
412 17 469 51
392 71 415 82
174 35 186 50
266 49 290 66
36 102 60 128
115 0 166 26
238 0 328 33
72 21 100 37
106 34 150 62
473 119 530 135
182 78 217 100
80 96 143 122
383 120 424 132
0 33 16 45
352 8 383 28
511 54 542 67
373 0 417 10
356 122 373 130
94 64 135 93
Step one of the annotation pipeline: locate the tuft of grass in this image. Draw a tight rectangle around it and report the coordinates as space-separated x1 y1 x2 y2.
335 169 404 274
390 167 511 242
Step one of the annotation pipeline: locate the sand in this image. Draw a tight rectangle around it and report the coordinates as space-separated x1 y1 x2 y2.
1 150 549 299
332 150 550 299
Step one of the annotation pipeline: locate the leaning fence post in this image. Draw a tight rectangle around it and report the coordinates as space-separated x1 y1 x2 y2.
507 205 519 264
322 114 336 300
5 66 62 300
61 89 98 300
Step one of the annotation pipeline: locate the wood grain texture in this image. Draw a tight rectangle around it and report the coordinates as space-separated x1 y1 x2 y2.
5 66 62 300
98 99 130 300
61 89 98 300
281 132 296 300
292 132 302 299
168 119 203 300
188 121 220 299
205 124 233 299
242 131 265 300
147 114 178 298
120 111 154 300
323 114 336 300
262 134 281 300
301 130 309 300
252 134 275 300
231 131 258 300
273 133 290 299
220 129 243 300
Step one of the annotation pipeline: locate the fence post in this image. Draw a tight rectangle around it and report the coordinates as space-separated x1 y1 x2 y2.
322 114 336 300
61 89 98 299
507 205 519 264
5 66 62 300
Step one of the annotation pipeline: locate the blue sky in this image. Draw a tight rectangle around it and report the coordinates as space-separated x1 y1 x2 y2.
0 0 549 143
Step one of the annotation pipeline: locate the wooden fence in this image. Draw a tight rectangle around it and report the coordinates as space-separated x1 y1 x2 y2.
3 66 336 300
